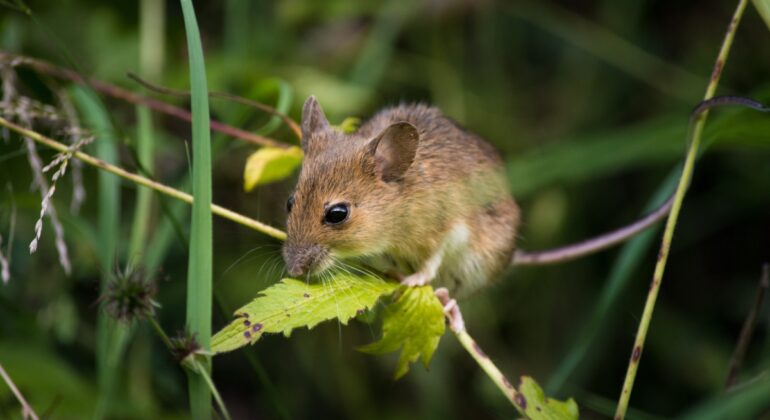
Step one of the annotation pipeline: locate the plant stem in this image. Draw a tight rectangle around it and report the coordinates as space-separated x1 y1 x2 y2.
613 1 748 417
435 290 526 415
454 328 525 413
0 51 289 148
191 359 233 420
0 116 286 240
0 363 39 420
147 317 175 352
127 72 302 140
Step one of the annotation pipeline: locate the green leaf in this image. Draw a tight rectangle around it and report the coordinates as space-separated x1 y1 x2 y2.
518 376 579 420
332 117 361 134
212 274 398 354
358 286 445 379
753 0 770 32
243 145 303 191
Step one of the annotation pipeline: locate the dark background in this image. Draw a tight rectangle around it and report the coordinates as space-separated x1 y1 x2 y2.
1 0 770 418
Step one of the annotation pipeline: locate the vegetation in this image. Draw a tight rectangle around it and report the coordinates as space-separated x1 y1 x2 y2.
1 0 770 418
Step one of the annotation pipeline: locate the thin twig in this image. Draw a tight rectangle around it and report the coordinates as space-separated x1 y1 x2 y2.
614 1 749 418
0 51 291 148
127 72 302 140
0 362 40 420
435 289 527 415
725 263 770 389
0 116 287 241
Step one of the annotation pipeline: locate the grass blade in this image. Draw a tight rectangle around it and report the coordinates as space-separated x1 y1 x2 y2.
179 0 213 418
129 0 165 261
70 86 125 419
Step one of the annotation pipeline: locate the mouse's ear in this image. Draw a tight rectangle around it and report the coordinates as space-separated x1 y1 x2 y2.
368 121 419 182
301 96 329 149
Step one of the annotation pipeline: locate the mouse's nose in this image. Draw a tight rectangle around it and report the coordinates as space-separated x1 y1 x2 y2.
283 243 325 277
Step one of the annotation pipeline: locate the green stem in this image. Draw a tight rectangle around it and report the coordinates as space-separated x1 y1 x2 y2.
191 359 232 420
454 329 526 414
147 317 174 352
613 1 748 417
0 117 286 240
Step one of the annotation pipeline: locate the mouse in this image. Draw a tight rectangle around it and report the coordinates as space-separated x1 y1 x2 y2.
282 96 519 299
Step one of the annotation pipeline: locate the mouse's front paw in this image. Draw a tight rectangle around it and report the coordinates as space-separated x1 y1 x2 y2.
400 271 432 287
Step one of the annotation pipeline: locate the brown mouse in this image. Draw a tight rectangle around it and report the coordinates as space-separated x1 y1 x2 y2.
282 96 519 298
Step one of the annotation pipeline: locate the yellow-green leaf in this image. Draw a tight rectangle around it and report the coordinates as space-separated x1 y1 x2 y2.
243 145 303 191
753 0 770 32
358 286 445 379
211 273 398 354
332 117 361 134
518 376 579 420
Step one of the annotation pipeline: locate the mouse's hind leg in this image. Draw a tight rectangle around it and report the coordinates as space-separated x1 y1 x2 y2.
449 198 520 298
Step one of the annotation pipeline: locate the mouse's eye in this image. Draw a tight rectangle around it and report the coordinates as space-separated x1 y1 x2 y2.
324 203 349 225
286 195 295 213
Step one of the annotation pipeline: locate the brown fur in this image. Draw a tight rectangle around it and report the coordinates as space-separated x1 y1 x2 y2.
283 96 520 297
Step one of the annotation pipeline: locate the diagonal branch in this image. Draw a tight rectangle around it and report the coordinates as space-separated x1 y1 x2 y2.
0 362 39 420
0 116 286 241
614 1 749 417
0 51 292 148
126 72 302 140
434 289 528 414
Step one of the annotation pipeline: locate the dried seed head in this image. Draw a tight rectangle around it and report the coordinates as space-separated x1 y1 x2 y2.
101 265 159 323
170 331 202 364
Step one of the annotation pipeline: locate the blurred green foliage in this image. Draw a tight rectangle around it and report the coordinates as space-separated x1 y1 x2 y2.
1 0 770 418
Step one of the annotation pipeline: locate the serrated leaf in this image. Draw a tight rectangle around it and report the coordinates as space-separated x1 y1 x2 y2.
211 274 398 354
358 286 445 379
518 376 579 420
332 117 361 134
243 146 303 191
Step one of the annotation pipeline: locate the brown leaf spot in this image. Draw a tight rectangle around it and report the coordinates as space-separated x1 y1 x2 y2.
303 293 310 298
356 308 364 315
502 375 513 389
632 345 642 362
252 323 263 333
244 331 251 339
243 319 251 327
514 393 527 410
